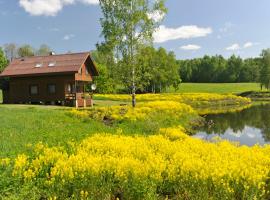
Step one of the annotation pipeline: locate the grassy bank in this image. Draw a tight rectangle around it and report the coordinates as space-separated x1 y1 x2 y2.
0 105 114 157
176 83 264 94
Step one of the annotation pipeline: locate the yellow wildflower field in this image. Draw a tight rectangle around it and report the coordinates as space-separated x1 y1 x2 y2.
11 128 270 199
95 93 251 107
1 93 260 199
70 101 196 122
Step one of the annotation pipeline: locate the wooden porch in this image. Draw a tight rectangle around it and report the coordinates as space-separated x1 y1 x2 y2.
65 93 93 107
65 81 93 107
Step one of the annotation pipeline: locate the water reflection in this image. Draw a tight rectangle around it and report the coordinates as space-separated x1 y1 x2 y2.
194 103 270 146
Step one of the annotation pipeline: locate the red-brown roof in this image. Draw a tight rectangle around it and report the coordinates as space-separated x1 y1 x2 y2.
0 52 97 77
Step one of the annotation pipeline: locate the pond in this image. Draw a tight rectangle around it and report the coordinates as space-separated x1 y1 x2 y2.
194 103 270 146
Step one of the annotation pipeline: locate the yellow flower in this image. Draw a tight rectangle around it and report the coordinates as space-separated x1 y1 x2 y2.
11 130 270 198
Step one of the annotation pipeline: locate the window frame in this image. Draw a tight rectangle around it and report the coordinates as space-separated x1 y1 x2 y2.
29 85 39 96
47 84 56 95
66 83 76 94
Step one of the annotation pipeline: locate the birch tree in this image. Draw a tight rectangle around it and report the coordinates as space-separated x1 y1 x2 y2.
99 0 167 107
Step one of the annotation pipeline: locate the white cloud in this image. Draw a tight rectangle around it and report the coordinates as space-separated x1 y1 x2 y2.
226 42 259 51
243 42 253 48
226 43 240 51
154 25 212 43
79 0 99 5
19 0 98 16
63 34 75 40
180 44 201 51
243 42 259 48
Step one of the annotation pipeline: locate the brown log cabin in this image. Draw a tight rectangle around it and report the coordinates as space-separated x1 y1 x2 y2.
0 52 99 107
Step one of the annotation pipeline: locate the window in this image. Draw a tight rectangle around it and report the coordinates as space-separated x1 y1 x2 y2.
48 84 56 94
48 62 56 67
35 63 42 68
72 84 76 93
30 85 38 95
67 84 72 93
66 83 76 93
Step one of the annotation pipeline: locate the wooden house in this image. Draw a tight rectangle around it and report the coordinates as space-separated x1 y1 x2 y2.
0 52 99 107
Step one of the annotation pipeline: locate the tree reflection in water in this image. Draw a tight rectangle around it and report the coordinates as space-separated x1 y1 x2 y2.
195 103 270 146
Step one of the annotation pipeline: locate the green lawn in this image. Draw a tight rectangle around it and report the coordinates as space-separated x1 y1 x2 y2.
0 105 114 157
176 83 264 94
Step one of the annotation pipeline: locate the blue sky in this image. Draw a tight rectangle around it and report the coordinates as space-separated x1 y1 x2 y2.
0 0 270 59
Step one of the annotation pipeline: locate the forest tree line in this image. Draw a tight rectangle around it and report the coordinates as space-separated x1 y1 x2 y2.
1 43 270 93
93 47 270 93
179 55 261 83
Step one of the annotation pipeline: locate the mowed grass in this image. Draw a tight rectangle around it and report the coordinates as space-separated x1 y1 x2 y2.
176 83 264 94
0 105 113 157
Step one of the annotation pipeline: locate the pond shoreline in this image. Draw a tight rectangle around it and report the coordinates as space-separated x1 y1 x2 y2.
194 102 270 146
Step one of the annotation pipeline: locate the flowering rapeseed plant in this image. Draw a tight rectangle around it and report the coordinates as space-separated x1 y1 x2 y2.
69 101 196 122
12 128 270 199
95 93 251 107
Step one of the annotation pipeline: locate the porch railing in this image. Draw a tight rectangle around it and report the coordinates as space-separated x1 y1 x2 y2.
65 93 92 100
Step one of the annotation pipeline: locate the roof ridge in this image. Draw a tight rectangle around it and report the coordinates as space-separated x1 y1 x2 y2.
14 51 90 60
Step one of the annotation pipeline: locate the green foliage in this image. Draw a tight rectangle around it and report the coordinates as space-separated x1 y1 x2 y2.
92 63 116 94
3 44 53 60
135 46 181 93
93 46 180 93
36 44 52 56
179 55 261 83
17 45 35 57
260 49 270 90
0 47 8 73
98 0 167 96
3 43 17 61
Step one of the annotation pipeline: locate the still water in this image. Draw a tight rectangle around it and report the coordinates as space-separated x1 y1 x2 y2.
194 103 270 146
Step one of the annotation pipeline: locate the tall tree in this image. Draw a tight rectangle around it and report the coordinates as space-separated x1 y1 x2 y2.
225 55 243 82
0 47 8 73
135 46 180 93
99 0 167 107
260 49 270 89
36 44 52 56
4 43 17 61
17 45 35 57
240 58 260 82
